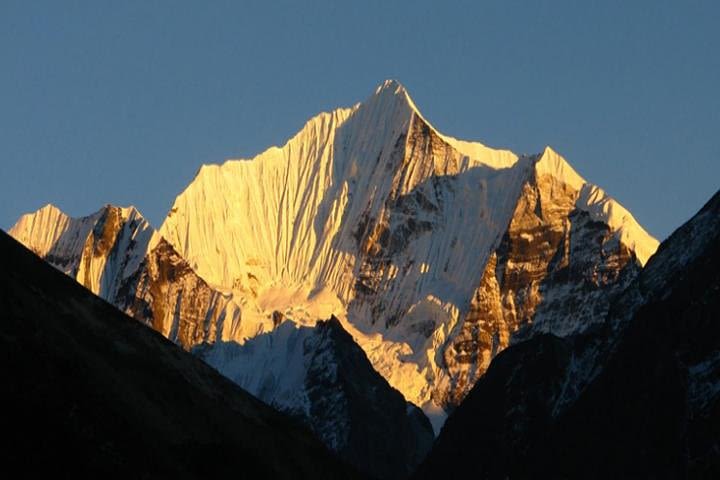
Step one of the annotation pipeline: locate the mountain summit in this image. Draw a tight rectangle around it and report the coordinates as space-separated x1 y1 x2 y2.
156 81 658 418
11 81 658 439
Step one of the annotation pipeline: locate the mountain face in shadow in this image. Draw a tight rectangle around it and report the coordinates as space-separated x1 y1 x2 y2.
415 189 720 479
0 230 359 479
196 316 434 479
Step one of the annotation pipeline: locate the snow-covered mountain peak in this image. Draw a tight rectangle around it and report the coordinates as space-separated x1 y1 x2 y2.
369 79 417 112
373 80 519 170
11 203 96 258
369 78 415 109
17 202 70 227
17 203 158 296
155 81 661 417
108 203 145 221
533 145 659 264
535 145 585 189
13 81 662 436
37 202 66 217
576 184 658 265
375 78 407 94
174 81 517 213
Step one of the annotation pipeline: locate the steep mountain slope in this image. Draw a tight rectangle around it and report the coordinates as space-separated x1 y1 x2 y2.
197 316 434 479
158 80 658 416
0 230 359 479
9 203 248 347
415 189 720 479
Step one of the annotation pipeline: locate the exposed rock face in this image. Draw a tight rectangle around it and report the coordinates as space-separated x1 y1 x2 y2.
196 316 434 479
118 237 243 348
415 190 720 479
0 230 359 479
438 161 643 406
9 203 243 349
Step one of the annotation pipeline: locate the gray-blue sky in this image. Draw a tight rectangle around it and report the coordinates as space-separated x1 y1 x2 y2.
1 0 718 240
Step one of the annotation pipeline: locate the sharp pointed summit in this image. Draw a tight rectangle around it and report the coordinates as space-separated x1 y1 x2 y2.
367 78 417 114
375 78 407 94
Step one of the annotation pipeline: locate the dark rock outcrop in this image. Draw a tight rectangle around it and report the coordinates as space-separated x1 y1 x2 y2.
0 230 358 479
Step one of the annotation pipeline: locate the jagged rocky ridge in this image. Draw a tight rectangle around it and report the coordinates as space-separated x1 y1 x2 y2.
415 189 720 479
0 230 359 479
11 80 658 430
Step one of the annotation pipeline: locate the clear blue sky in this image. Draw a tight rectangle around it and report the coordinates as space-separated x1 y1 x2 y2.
1 0 718 240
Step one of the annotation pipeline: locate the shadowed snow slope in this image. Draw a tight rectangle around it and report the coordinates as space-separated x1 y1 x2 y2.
196 316 434 479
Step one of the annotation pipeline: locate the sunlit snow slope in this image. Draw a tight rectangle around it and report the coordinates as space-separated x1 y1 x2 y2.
158 80 659 420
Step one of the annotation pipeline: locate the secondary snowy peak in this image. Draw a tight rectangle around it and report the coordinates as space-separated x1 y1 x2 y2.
535 146 658 264
9 203 242 349
534 146 585 189
10 204 152 285
11 203 97 268
435 146 657 406
10 203 72 257
12 204 136 294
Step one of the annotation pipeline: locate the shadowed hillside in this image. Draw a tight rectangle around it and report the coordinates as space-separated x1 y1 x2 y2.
0 230 360 479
